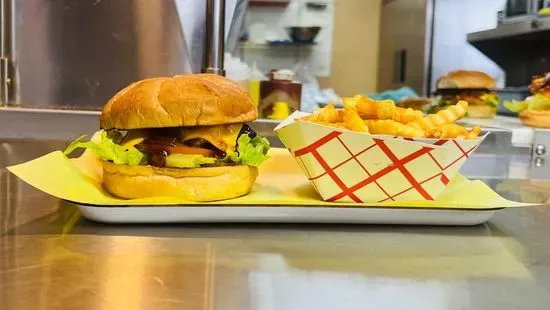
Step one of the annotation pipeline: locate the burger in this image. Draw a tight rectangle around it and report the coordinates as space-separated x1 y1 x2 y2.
505 73 550 128
396 97 432 111
64 74 270 201
432 70 499 118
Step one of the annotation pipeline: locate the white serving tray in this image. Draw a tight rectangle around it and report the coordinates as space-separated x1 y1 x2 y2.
76 204 500 226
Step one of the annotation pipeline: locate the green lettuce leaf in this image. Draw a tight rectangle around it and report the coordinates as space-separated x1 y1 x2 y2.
165 154 216 168
481 93 500 107
426 104 440 114
504 100 529 113
64 130 145 166
230 134 270 167
504 94 550 112
425 98 450 114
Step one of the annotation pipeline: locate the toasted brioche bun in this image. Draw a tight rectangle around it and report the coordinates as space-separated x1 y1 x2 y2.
437 70 496 90
467 105 496 119
519 110 550 128
100 74 257 129
102 161 258 201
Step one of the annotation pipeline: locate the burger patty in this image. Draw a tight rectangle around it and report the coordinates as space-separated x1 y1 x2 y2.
436 88 493 97
436 89 496 106
134 124 257 167
441 95 484 105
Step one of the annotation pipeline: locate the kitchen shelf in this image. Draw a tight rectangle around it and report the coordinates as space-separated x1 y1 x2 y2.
237 42 317 49
467 16 550 86
248 0 290 7
467 16 550 42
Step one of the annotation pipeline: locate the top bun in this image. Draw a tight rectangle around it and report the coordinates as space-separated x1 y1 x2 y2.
100 74 257 129
436 70 496 90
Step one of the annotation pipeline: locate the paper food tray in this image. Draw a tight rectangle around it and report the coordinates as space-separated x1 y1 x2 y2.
275 111 487 203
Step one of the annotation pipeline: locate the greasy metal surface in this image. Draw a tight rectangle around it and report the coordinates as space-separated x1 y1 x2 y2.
0 141 550 310
1 140 550 309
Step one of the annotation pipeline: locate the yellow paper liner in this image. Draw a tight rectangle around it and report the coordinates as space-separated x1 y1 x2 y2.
7 147 531 209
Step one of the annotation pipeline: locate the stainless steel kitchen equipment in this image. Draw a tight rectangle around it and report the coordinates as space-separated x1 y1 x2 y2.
378 0 511 96
468 0 550 86
503 0 534 20
500 0 550 22
377 0 434 96
203 0 226 75
0 0 245 109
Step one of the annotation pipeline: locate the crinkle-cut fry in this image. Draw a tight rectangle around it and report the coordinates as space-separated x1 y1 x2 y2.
467 125 481 139
343 109 370 133
364 119 399 136
375 100 397 120
365 119 425 138
408 100 468 130
354 96 397 120
397 123 426 138
317 104 341 123
342 97 357 109
426 124 482 140
354 95 376 117
393 107 424 123
301 104 342 123
426 123 469 139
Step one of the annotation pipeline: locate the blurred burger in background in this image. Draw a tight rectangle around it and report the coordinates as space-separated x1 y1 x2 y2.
505 73 550 128
396 97 432 111
431 70 499 118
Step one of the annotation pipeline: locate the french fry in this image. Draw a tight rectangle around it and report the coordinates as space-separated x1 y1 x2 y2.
343 109 370 133
353 95 376 117
354 96 396 120
364 119 399 136
342 97 357 109
299 97 479 139
393 107 424 123
426 124 482 139
352 95 420 122
317 104 341 123
425 123 469 139
301 104 341 123
375 100 397 120
467 125 481 139
365 119 425 138
408 100 468 130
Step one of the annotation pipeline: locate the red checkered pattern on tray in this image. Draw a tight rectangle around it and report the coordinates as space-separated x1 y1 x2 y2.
294 131 481 203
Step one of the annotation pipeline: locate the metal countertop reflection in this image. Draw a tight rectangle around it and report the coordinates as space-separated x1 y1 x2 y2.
1 139 550 310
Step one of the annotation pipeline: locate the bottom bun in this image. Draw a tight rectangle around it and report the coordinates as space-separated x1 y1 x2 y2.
467 105 496 118
519 110 550 128
102 161 258 201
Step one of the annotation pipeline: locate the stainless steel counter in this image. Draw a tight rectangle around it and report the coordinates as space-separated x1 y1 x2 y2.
2 140 550 310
